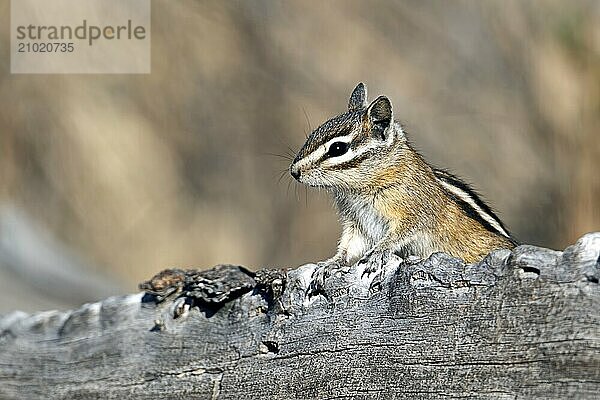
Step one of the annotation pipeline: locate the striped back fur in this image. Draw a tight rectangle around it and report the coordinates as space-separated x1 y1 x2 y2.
434 168 518 245
290 82 517 263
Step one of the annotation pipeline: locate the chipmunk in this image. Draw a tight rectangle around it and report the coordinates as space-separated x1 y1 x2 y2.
290 83 517 290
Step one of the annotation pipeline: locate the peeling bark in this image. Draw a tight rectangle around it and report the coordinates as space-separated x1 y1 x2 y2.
1 233 599 400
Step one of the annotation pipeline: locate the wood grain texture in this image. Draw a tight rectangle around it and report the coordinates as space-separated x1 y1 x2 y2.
1 233 599 400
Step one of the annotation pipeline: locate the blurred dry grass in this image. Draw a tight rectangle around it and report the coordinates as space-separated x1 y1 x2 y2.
0 0 598 303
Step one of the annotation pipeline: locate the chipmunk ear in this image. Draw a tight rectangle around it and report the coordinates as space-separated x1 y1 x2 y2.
348 82 367 111
367 95 393 139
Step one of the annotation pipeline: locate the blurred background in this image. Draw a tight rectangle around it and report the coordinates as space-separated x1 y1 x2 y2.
0 0 598 312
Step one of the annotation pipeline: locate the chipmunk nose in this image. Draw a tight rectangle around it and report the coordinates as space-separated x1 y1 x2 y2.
290 166 301 180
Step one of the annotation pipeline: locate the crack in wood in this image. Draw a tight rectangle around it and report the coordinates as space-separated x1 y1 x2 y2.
0 233 599 399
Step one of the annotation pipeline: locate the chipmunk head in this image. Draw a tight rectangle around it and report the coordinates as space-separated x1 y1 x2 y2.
290 83 405 191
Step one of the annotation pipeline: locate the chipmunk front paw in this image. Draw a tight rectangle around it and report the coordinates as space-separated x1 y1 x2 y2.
306 259 345 298
358 248 391 277
357 248 392 292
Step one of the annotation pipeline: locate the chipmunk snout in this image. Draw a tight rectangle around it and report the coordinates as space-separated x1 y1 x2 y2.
290 165 301 180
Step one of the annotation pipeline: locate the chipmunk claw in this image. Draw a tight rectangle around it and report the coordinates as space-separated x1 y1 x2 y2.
359 249 391 278
368 270 384 292
306 260 343 298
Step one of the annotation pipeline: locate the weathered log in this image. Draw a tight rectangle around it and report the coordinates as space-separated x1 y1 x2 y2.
1 233 599 400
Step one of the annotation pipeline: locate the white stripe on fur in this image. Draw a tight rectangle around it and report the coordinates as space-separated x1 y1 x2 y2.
437 179 510 238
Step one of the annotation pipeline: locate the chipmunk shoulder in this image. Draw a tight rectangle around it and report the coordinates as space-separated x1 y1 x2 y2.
290 82 517 276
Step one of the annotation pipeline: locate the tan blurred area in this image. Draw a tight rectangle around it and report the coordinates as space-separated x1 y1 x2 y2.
0 0 598 311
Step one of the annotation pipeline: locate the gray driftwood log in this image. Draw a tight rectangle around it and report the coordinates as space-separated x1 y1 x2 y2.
1 233 599 400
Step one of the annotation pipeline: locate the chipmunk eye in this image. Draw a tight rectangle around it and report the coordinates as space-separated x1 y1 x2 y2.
327 141 349 157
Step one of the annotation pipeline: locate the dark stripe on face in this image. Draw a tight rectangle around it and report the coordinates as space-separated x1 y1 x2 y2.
328 130 397 171
328 150 373 171
294 111 363 162
316 129 370 165
349 133 370 151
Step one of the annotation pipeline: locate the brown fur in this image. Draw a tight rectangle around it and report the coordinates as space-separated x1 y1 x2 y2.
372 147 514 262
291 83 516 265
